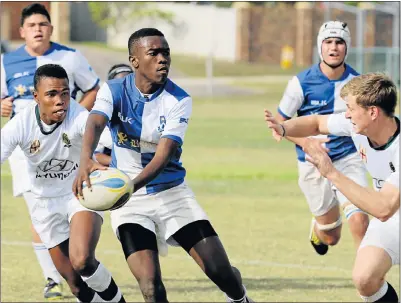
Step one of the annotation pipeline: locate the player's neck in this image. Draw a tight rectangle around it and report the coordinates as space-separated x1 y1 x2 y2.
319 62 345 80
135 77 164 95
367 116 398 148
25 42 51 57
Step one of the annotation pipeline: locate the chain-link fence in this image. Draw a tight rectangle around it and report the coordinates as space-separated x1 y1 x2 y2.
313 2 400 86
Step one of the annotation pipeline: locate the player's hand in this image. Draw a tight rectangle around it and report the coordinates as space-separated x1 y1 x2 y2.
264 109 284 141
72 158 107 199
1 96 14 117
303 138 334 177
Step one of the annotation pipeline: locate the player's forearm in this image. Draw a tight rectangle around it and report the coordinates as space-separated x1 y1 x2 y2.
79 86 99 111
132 139 177 192
282 116 321 138
81 115 106 161
327 169 398 221
94 153 111 166
285 136 308 147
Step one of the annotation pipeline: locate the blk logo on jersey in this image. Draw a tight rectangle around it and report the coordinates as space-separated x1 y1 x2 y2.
62 133 71 148
36 159 78 180
389 162 395 172
179 117 189 124
118 112 133 124
30 140 41 154
157 116 166 132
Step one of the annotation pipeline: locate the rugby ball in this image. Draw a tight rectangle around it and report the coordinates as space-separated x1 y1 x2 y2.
79 168 133 211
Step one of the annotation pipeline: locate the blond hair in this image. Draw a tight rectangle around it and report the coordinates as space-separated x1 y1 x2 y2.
340 72 397 117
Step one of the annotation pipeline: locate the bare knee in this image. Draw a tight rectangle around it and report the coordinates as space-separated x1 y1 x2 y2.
70 251 98 276
353 268 383 295
348 212 369 236
318 227 341 246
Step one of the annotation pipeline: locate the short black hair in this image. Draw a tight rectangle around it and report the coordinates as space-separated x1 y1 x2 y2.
128 28 164 55
21 3 51 26
34 64 69 90
107 63 133 80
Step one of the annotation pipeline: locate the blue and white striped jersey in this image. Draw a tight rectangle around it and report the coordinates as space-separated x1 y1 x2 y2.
1 42 99 117
91 73 191 195
278 63 358 162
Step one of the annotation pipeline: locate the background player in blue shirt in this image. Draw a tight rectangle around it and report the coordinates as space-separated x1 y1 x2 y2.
0 3 100 299
273 21 369 256
74 28 253 303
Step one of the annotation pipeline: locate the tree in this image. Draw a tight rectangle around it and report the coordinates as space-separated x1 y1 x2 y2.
88 2 175 31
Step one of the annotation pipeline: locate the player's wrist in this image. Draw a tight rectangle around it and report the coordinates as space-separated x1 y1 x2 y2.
279 123 286 137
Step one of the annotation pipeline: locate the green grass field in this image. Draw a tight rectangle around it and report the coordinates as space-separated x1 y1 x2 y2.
1 84 399 302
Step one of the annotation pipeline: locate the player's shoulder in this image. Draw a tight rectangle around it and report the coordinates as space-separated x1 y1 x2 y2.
163 78 191 102
47 42 77 54
344 64 359 76
67 99 88 118
2 45 31 66
295 64 322 83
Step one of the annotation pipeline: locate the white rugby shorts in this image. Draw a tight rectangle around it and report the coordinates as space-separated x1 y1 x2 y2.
111 182 209 247
23 192 104 249
298 152 368 217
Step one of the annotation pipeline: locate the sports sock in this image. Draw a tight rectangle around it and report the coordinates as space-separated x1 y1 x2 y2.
360 281 399 302
81 263 123 302
32 242 62 284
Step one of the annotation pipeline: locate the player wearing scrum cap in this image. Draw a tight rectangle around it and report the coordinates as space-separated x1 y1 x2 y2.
271 21 369 255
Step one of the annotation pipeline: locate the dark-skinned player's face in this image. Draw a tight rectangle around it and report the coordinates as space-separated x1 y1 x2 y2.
130 36 171 84
33 77 70 124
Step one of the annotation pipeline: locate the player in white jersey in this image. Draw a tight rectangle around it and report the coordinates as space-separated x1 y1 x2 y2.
1 64 125 303
73 28 253 303
265 73 399 302
273 21 369 256
0 4 100 298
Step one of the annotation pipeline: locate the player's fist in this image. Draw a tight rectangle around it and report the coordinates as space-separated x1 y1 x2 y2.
264 109 284 141
1 96 14 117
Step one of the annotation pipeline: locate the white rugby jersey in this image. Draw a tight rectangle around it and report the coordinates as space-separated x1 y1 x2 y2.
91 73 191 195
1 100 109 198
278 64 359 162
327 113 399 193
1 42 99 117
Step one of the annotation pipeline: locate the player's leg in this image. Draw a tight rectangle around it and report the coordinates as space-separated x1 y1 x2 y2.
25 192 101 302
13 149 63 299
30 224 63 299
352 216 399 302
117 223 168 302
68 204 125 303
334 153 370 248
160 183 252 302
110 194 168 302
172 221 252 302
298 161 342 255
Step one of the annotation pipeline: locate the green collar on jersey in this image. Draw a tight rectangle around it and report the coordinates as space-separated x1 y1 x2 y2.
35 105 63 135
368 116 400 151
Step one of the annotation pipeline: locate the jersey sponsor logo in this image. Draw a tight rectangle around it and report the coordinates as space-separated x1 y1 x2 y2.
157 115 166 132
36 159 78 180
14 84 27 96
116 130 156 150
30 140 41 154
390 162 396 172
13 71 30 79
62 133 72 148
359 145 367 163
373 178 385 189
118 112 133 124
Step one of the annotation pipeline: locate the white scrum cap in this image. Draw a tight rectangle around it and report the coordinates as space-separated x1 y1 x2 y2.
317 21 351 61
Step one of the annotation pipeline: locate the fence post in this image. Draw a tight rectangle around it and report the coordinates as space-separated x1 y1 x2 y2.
295 2 314 67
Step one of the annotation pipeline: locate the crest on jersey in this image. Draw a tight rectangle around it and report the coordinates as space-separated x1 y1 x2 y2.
359 145 367 163
389 162 395 172
30 140 40 154
62 133 71 148
157 116 166 132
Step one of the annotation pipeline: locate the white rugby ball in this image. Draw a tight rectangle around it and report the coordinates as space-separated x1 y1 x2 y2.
79 168 133 211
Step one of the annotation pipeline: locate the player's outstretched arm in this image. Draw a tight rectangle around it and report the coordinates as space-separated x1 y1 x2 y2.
264 109 330 138
131 138 179 193
73 113 108 198
304 139 399 222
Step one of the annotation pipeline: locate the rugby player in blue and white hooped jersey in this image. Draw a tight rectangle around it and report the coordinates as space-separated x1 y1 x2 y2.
74 28 253 303
0 4 100 298
274 21 369 255
266 72 399 302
